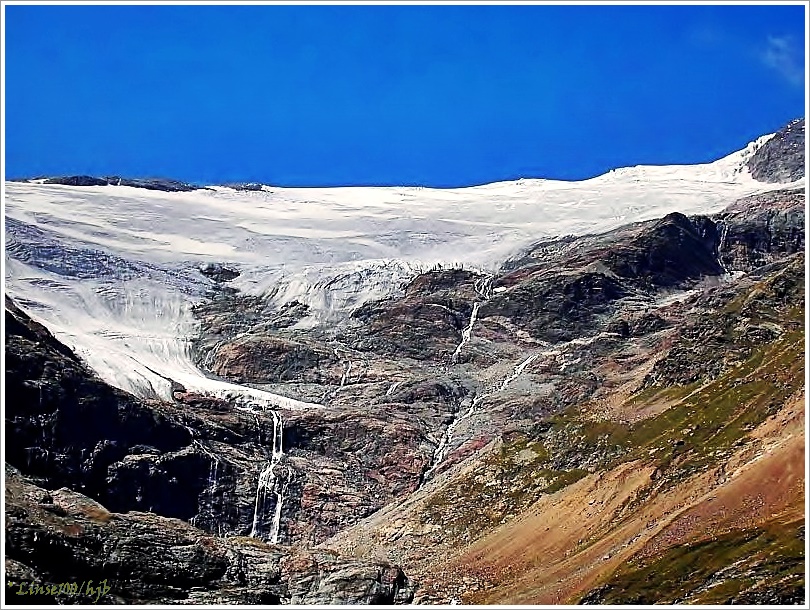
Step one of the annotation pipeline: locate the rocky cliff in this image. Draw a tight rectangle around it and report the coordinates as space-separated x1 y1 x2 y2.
747 118 805 183
4 298 414 604
37 175 205 192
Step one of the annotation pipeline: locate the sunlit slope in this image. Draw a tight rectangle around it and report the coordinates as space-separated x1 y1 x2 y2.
320 252 804 604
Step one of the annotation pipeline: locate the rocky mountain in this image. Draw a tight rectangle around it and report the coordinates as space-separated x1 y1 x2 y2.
747 118 805 183
3 119 806 605
11 175 206 192
5 297 414 604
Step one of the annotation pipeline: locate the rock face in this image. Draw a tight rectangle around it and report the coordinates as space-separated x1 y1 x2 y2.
283 553 414 605
223 182 265 191
323 232 805 606
199 262 241 283
349 268 478 360
479 212 723 343
5 469 413 604
4 298 415 604
211 335 338 384
178 183 806 553
717 188 805 272
6 297 274 539
642 252 804 388
599 213 723 287
41 175 203 192
41 175 109 187
5 287 439 550
5 296 198 517
747 118 805 182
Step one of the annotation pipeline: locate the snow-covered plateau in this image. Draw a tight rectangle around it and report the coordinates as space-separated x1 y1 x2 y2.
3 132 803 403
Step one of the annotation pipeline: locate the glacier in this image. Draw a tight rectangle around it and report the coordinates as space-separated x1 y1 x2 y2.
3 131 804 405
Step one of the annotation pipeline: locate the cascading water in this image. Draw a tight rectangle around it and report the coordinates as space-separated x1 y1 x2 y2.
339 360 353 388
497 353 539 391
190 455 221 529
209 459 219 495
423 350 539 482
423 397 477 480
450 302 480 364
424 273 503 479
717 221 731 273
449 273 493 365
249 409 285 543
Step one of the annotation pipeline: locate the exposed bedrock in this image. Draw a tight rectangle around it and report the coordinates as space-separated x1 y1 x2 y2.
746 118 805 183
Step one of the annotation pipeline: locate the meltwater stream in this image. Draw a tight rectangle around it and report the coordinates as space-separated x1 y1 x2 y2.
422 352 540 482
423 271 533 483
243 409 286 543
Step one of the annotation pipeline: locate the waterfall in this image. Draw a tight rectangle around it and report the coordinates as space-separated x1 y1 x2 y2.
717 221 731 273
498 353 539 391
423 397 477 480
191 455 221 530
339 360 353 388
209 459 219 496
249 410 286 543
474 275 494 299
423 351 538 482
449 273 493 365
450 302 480 364
424 272 505 478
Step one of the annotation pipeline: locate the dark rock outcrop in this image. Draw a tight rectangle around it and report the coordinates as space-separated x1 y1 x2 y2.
349 268 479 361
42 175 109 187
4 297 419 601
747 118 805 183
284 554 415 604
4 296 204 518
642 252 804 388
481 271 626 343
210 335 338 384
5 470 414 605
717 188 805 273
224 182 265 191
280 405 435 544
478 213 724 342
41 175 204 192
5 294 443 547
199 262 241 283
108 176 203 192
601 213 723 288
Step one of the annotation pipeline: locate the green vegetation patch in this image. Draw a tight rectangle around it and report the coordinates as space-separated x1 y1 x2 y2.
543 259 805 491
543 329 804 499
579 518 805 605
422 435 588 541
634 330 802 484
424 316 803 546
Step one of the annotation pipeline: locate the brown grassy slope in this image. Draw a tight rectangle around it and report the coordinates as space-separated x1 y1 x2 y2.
441 386 803 604
323 255 805 605
421 259 805 604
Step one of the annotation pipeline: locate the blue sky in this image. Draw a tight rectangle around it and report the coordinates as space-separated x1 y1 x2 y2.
4 3 806 187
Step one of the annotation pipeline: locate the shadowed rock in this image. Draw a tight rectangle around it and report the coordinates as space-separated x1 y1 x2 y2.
5 470 414 604
747 118 805 183
41 175 204 192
